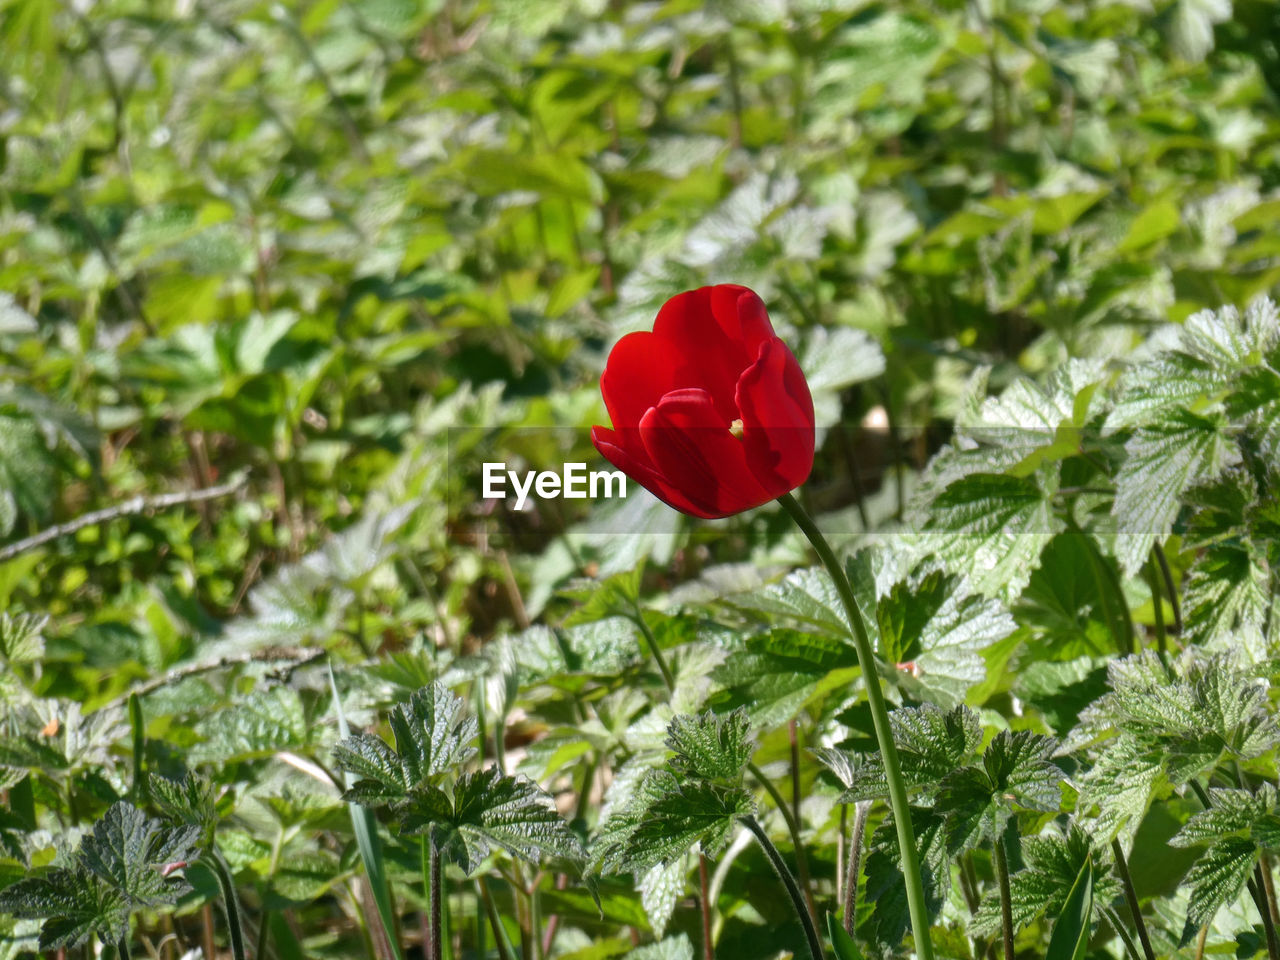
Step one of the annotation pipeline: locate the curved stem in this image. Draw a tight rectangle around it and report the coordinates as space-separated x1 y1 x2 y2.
746 761 817 923
208 847 248 960
741 816 823 960
1101 904 1142 960
779 492 935 960
631 603 675 692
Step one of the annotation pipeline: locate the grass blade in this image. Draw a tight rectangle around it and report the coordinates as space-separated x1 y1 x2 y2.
827 911 865 960
330 662 405 960
1046 854 1094 960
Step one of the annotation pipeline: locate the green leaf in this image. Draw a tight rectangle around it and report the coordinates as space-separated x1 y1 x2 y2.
926 474 1064 599
149 773 218 848
821 704 982 802
445 767 584 874
1044 855 1093 960
328 665 404 960
1116 199 1182 253
1182 835 1256 927
0 867 128 951
0 613 46 664
938 731 1062 853
79 802 201 909
1111 411 1235 574
592 771 754 874
875 569 1016 707
192 686 309 763
333 681 479 804
638 858 685 938
665 710 752 784
973 826 1119 938
827 912 865 960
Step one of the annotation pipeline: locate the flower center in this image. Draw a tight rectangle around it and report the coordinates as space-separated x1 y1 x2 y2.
729 418 745 439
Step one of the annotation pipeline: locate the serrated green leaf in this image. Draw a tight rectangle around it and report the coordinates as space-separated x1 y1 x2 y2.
445 767 584 874
1183 836 1256 928
665 710 752 784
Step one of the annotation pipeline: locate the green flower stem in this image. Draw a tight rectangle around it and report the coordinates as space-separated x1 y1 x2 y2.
779 492 936 960
741 815 823 960
116 936 131 960
1110 839 1155 960
994 836 1015 960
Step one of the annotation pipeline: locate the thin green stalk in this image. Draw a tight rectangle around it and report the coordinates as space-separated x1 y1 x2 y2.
746 761 817 919
207 848 248 960
1255 863 1280 960
778 493 935 960
631 603 675 691
741 816 823 960
1144 557 1171 672
117 938 131 960
1101 904 1142 960
1110 839 1155 960
477 878 515 960
425 838 443 960
1153 542 1182 635
994 838 1014 960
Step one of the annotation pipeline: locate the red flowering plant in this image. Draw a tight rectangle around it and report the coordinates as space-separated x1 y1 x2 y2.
591 284 815 518
592 284 936 960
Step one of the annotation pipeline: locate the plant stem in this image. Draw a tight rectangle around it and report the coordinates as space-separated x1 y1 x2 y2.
1255 863 1280 960
746 761 817 919
778 492 935 960
1101 904 1142 960
788 720 819 922
477 878 515 960
994 837 1015 960
424 837 442 960
117 938 131 960
699 853 715 960
1261 854 1280 932
844 800 871 936
631 603 675 691
1153 542 1182 634
1144 556 1171 675
208 847 248 960
1110 839 1156 960
741 816 823 960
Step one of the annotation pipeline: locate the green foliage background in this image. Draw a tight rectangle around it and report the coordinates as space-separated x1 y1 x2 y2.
2 0 1280 958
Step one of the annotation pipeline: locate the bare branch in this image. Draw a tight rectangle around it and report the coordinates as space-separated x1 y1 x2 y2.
0 474 248 564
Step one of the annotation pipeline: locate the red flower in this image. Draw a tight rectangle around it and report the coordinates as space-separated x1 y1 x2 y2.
591 284 815 519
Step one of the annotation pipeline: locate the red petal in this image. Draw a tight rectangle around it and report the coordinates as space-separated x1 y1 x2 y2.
638 388 774 518
591 425 716 518
735 337 815 494
646 285 777 424
598 331 685 434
